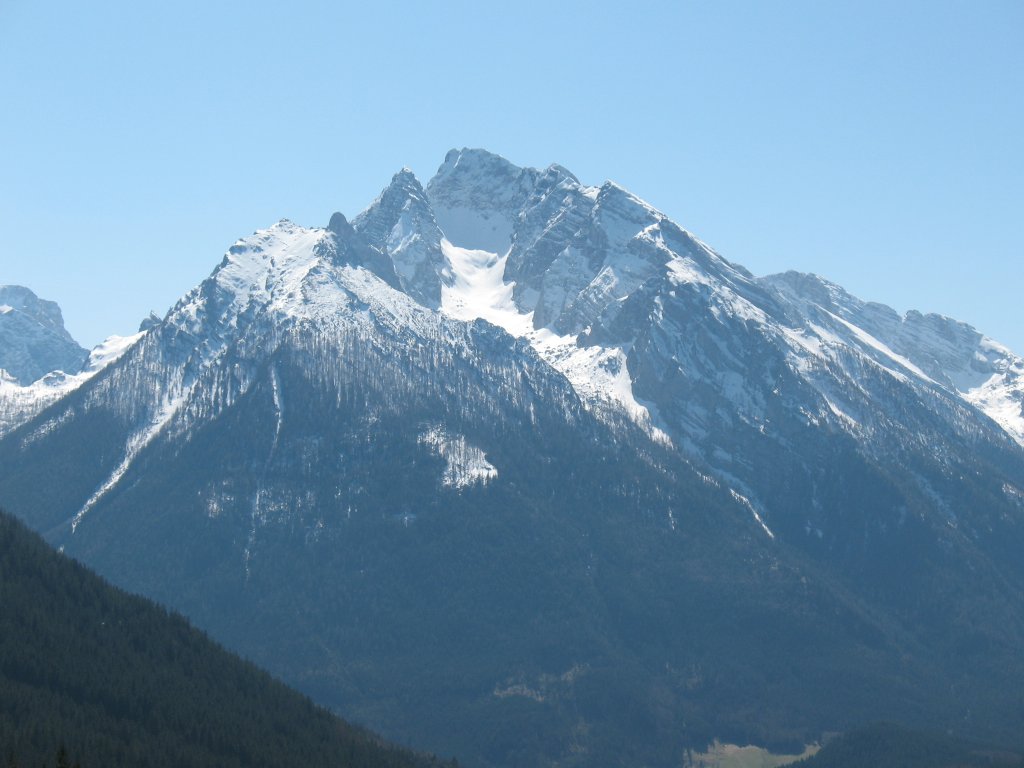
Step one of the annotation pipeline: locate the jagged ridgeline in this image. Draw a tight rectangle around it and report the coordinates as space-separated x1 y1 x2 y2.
2 149 1024 767
0 510 449 768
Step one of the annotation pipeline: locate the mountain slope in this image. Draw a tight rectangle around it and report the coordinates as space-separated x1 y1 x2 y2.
0 285 143 438
417 149 1024 596
0 331 142 438
1 219 799 764
791 723 1023 768
764 270 1024 445
0 509 447 768
2 150 1024 767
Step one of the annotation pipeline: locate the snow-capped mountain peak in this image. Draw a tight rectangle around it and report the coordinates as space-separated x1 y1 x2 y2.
764 270 1024 445
4 149 1024 767
0 330 143 438
426 148 543 254
380 151 1024 537
0 285 87 385
353 169 447 307
7 149 1023 516
0 285 147 436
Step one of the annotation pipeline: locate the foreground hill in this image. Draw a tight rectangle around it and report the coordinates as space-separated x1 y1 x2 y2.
0 510 448 768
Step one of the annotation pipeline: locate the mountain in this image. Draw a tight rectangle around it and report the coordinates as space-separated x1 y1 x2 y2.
424 149 1024 478
1 149 1023 767
0 509 448 768
763 270 1024 446
0 285 143 437
0 332 143 438
0 285 86 385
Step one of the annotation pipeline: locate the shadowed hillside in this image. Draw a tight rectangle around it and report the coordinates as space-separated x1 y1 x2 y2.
0 510 451 768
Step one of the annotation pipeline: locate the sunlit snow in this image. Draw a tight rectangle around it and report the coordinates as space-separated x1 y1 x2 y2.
73 385 190 532
729 488 775 539
0 331 145 438
419 425 497 489
439 239 670 443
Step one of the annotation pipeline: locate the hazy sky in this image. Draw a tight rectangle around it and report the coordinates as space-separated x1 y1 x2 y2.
1 0 1021 351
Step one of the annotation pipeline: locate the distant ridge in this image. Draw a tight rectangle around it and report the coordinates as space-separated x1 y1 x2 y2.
0 285 86 385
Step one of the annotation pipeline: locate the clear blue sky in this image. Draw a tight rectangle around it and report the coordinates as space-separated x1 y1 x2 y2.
1 0 1021 352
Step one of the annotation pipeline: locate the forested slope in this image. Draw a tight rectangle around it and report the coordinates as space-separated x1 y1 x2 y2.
0 510 450 768
794 723 1023 768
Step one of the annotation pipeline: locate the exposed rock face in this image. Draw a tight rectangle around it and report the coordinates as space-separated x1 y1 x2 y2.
0 285 87 385
353 169 448 308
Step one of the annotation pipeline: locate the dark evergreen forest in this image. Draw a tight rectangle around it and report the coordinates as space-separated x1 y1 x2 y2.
0 510 452 768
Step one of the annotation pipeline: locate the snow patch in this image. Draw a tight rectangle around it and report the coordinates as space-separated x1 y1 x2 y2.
440 239 532 335
244 365 286 576
418 425 497 489
964 371 1024 446
269 365 283 450
666 257 713 288
1003 483 1024 506
730 489 775 539
531 331 672 445
72 386 188 532
822 396 860 430
439 239 670 443
826 310 937 384
0 332 145 438
84 332 145 372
